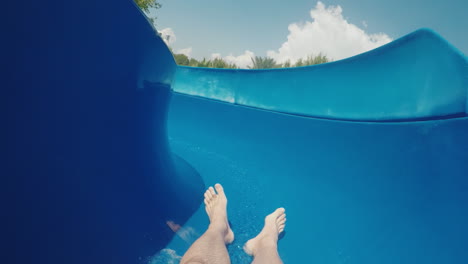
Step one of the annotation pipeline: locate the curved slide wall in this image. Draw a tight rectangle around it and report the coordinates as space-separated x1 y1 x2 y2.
5 1 204 263
165 29 468 263
173 29 468 121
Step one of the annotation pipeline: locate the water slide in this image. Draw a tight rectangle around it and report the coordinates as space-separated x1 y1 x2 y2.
5 1 468 264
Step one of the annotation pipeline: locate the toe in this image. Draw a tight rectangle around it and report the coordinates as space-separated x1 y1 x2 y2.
214 183 224 194
215 183 227 200
278 218 286 226
208 188 216 199
277 213 286 222
273 208 286 217
209 186 216 196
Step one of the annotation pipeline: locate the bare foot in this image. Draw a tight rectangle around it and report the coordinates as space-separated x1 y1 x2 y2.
243 208 286 256
203 183 235 244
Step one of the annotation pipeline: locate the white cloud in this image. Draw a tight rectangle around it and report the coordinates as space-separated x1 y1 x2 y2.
159 28 176 46
157 28 254 68
211 53 222 59
158 28 192 58
211 50 255 69
267 2 392 64
177 47 193 57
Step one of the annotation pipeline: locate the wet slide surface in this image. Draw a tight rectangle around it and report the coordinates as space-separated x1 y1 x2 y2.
160 93 468 264
159 28 468 264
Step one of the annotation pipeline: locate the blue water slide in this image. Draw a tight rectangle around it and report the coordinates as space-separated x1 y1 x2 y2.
5 0 468 263
166 92 468 264
163 21 468 264
173 29 468 121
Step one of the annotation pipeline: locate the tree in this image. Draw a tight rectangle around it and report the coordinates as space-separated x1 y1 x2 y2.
209 58 238 69
210 58 227 68
173 53 190 66
134 0 161 27
295 58 304 67
303 53 330 66
134 0 161 13
249 56 278 69
188 58 199 67
170 52 330 69
197 58 211 68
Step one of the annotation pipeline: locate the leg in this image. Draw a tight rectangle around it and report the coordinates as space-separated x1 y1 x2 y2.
180 184 234 264
244 208 286 264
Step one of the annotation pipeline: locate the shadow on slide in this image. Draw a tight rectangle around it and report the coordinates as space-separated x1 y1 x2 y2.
5 1 203 263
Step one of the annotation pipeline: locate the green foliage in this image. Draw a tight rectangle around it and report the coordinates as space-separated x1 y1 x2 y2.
249 56 279 69
295 58 304 67
134 0 161 12
174 53 190 66
303 53 330 66
172 55 238 69
197 58 211 68
210 58 237 69
188 58 199 67
170 52 330 69
291 53 330 67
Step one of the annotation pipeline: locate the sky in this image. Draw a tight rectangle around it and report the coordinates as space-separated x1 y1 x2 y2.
148 0 468 68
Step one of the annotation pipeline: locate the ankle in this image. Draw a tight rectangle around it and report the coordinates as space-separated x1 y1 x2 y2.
252 241 278 256
260 235 278 247
208 222 228 234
